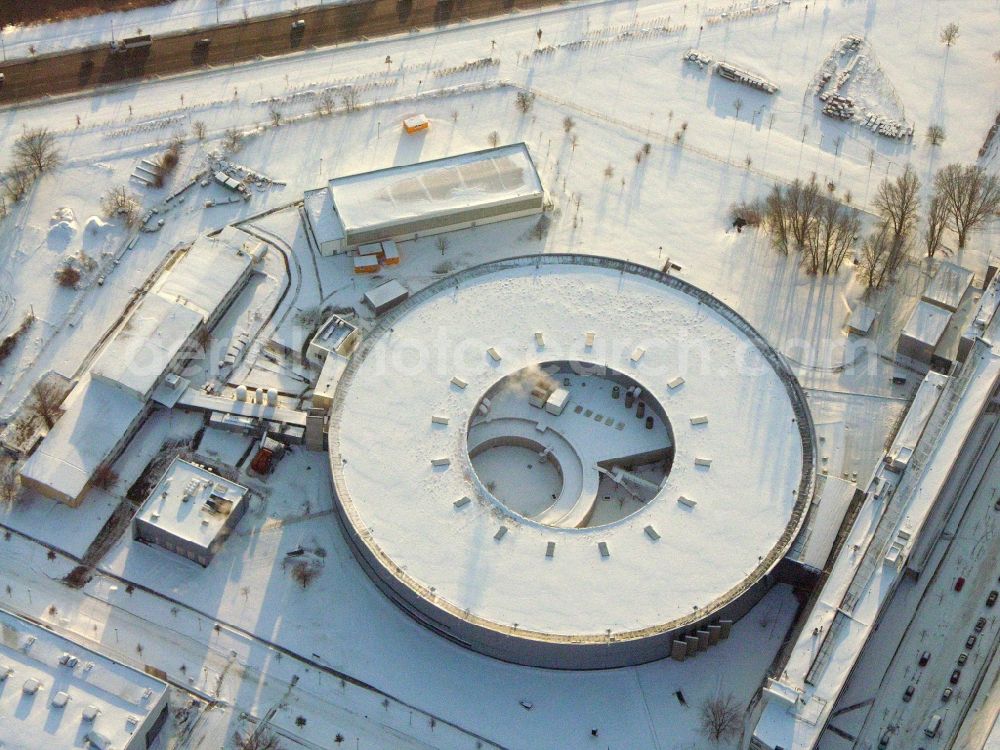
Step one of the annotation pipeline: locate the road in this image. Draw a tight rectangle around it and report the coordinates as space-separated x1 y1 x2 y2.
844 403 1000 749
0 0 564 105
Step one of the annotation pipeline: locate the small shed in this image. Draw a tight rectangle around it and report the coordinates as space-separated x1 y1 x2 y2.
922 261 975 313
364 280 409 316
898 301 951 365
353 256 379 274
403 114 429 134
847 304 877 336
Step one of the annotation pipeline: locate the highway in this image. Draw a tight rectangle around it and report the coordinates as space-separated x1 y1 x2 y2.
0 0 563 105
834 399 1000 749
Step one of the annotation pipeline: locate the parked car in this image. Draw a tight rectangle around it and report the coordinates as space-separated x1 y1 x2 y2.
967 634 977 649
951 669 962 684
958 652 968 665
976 617 987 632
904 685 915 702
942 687 953 702
956 577 966 591
987 590 998 607
879 729 892 748
994 497 1000 510
919 651 931 666
925 714 943 738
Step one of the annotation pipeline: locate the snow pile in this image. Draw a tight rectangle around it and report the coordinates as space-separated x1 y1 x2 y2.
83 215 111 234
47 207 79 248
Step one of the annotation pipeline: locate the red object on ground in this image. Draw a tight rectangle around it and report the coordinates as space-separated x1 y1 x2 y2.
251 447 274 474
955 577 966 592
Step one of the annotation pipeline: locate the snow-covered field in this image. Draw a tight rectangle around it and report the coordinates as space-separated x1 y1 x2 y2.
1 0 999 746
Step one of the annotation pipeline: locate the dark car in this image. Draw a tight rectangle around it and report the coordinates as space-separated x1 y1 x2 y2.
967 634 977 649
976 617 988 632
988 590 998 607
994 497 1000 510
919 651 931 666
951 669 961 684
904 685 915 702
958 652 968 665
956 577 966 591
942 687 953 702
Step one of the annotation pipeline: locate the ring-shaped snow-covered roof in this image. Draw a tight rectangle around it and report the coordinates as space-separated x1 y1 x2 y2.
329 255 814 666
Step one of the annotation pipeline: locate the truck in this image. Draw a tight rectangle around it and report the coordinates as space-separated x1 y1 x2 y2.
110 35 152 54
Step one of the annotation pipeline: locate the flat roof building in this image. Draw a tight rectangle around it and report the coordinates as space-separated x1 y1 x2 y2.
363 279 409 316
21 227 258 506
898 300 952 366
133 457 249 566
303 144 544 253
19 377 146 506
922 260 975 313
91 294 203 401
0 609 169 750
306 313 359 367
152 227 254 326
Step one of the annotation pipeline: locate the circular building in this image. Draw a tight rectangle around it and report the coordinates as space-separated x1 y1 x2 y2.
328 255 815 669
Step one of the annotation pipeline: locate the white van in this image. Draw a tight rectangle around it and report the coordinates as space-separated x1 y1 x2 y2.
925 713 942 738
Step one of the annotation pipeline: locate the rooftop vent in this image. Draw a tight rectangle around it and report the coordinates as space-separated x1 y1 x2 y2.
82 704 100 722
22 677 40 695
51 691 69 708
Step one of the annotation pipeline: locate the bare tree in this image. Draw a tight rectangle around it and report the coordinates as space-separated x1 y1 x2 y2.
487 131 499 148
733 98 744 119
14 128 61 174
341 87 359 112
926 125 946 146
934 164 1000 249
873 164 920 247
222 128 245 154
316 90 335 117
92 464 119 491
804 197 860 275
515 91 535 114
233 727 282 750
699 693 742 744
28 381 67 429
1 164 35 203
269 105 283 127
857 220 893 290
55 264 81 288
0 461 19 508
100 186 142 227
923 194 948 258
192 121 207 140
562 116 575 133
940 22 959 47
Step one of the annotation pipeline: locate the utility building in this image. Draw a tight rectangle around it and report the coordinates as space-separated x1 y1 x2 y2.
303 143 544 253
0 609 169 750
133 457 249 566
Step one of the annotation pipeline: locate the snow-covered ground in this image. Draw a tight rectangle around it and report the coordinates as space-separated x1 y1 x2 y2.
1 0 999 746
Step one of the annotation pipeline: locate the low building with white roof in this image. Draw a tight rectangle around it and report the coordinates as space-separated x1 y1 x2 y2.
91 294 203 401
19 376 146 506
898 300 952 366
21 227 258 506
922 259 975 313
151 227 254 326
132 457 249 566
302 143 544 252
0 609 169 750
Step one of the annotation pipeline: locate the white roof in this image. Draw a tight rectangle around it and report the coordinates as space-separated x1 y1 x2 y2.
153 227 252 320
20 377 144 502
310 314 358 357
303 186 344 245
331 258 807 638
922 260 974 312
135 457 248 550
91 294 202 400
363 279 409 311
0 609 167 750
847 304 876 334
902 300 951 346
327 143 542 238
